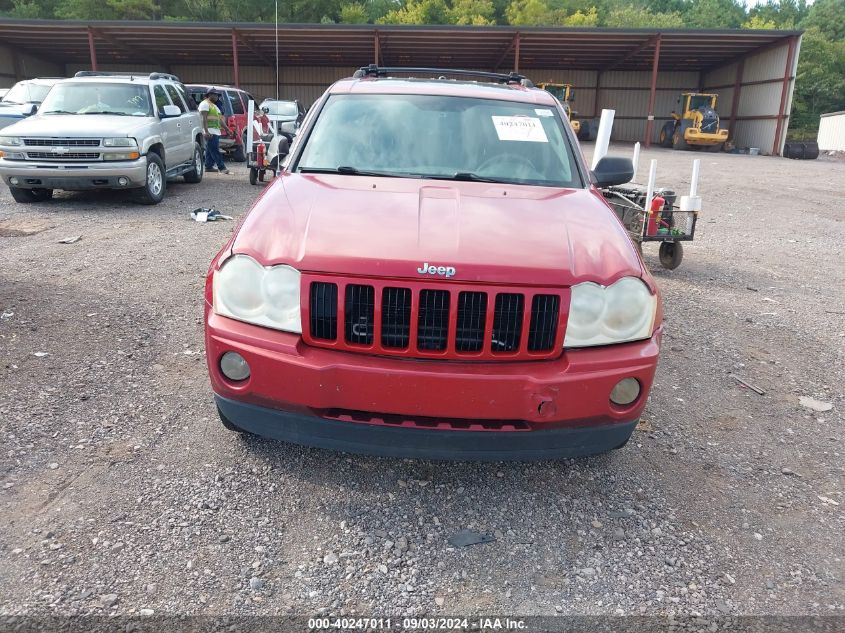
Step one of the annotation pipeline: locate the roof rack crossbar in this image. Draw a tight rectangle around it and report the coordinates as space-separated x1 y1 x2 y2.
352 65 533 87
73 71 181 82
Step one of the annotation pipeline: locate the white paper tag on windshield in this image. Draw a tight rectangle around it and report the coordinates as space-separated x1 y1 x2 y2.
492 116 549 142
535 108 554 117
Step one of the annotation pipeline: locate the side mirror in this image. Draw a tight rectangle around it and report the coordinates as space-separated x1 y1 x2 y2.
161 104 181 118
591 156 634 188
277 136 290 157
26 103 38 116
569 90 575 102
280 121 298 135
261 106 270 114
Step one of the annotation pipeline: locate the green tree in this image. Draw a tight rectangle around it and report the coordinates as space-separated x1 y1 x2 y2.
742 14 777 29
792 28 845 122
448 0 496 24
377 0 448 23
747 0 808 30
800 0 845 41
564 6 597 25
339 2 369 22
683 0 746 29
107 0 159 19
603 5 684 28
55 0 117 19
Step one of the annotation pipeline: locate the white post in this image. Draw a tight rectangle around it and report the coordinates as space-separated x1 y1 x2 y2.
644 159 657 217
679 158 703 212
591 108 616 170
631 142 641 181
246 99 255 156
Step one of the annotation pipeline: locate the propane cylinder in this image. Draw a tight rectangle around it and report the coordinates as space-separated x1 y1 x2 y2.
646 195 665 236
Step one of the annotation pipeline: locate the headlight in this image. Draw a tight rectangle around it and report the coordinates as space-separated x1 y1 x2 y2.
213 255 302 333
102 138 137 147
564 277 656 348
0 136 22 146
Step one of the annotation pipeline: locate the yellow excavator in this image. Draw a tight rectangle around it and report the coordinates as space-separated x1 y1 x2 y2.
660 92 729 152
537 82 596 140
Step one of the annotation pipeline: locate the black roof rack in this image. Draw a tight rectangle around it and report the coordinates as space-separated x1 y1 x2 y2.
73 71 181 82
352 65 533 88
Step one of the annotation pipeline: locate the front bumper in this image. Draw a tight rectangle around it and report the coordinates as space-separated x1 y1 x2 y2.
206 310 662 459
684 128 728 145
0 157 147 190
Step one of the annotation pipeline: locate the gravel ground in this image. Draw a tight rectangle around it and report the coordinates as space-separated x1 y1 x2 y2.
0 146 842 620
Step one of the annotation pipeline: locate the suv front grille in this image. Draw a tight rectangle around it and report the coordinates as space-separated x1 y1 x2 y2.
23 138 100 147
26 151 100 160
305 276 566 361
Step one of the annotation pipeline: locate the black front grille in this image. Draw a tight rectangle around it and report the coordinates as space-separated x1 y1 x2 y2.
491 294 524 353
310 282 337 341
345 284 374 345
417 290 450 351
23 138 100 147
456 291 487 352
381 287 411 349
26 151 100 160
528 294 560 351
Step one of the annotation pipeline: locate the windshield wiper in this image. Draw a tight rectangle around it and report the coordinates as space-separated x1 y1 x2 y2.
299 166 401 178
82 111 130 116
42 110 77 115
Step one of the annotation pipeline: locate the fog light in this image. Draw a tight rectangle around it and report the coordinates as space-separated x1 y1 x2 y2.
220 351 250 381
118 177 128 186
610 378 640 406
9 177 19 185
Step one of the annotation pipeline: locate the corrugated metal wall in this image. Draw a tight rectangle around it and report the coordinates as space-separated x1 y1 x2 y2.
702 37 800 155
817 111 845 151
0 44 63 88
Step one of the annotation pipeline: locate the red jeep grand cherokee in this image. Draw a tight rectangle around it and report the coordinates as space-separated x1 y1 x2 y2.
204 66 663 460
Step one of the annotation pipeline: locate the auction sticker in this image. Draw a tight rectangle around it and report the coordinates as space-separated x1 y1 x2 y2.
491 116 548 142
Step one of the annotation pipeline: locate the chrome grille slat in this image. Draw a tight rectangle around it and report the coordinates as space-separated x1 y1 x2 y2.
26 151 101 160
23 138 101 147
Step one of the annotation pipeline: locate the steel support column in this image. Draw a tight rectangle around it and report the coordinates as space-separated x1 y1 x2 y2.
772 35 798 156
374 30 380 65
87 27 98 71
728 59 744 138
514 32 520 72
644 34 661 148
594 71 603 117
231 29 240 88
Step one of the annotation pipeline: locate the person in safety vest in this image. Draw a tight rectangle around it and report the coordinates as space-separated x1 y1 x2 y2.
198 87 230 174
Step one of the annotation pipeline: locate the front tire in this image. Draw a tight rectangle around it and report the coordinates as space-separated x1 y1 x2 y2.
9 187 53 203
136 153 166 205
249 167 258 185
231 132 247 163
659 122 674 148
183 142 204 184
672 121 691 150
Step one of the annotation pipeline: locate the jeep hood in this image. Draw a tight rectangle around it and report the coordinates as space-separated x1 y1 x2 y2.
232 173 643 287
2 114 154 138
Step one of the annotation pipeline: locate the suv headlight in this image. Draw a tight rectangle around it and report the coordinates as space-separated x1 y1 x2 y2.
213 255 302 333
103 138 137 147
0 136 22 146
564 277 657 348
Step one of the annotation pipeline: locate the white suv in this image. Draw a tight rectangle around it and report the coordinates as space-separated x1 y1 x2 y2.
0 71 204 204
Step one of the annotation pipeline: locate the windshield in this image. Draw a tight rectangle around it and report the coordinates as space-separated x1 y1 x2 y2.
296 94 582 188
3 82 53 104
262 100 298 117
39 82 153 116
689 95 713 110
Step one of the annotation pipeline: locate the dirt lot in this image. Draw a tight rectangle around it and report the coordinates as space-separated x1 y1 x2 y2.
0 145 843 621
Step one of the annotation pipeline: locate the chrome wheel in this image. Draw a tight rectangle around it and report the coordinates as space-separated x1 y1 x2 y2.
147 161 163 196
194 148 203 177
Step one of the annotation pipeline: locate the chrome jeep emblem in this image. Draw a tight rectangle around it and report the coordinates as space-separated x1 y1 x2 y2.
417 262 456 278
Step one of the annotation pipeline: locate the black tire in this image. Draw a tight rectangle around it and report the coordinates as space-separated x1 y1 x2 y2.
183 142 204 184
9 187 52 203
217 406 251 435
659 241 684 270
672 121 690 150
136 153 166 205
659 122 675 148
249 167 258 186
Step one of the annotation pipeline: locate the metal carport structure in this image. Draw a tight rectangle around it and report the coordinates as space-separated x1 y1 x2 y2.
0 20 801 155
